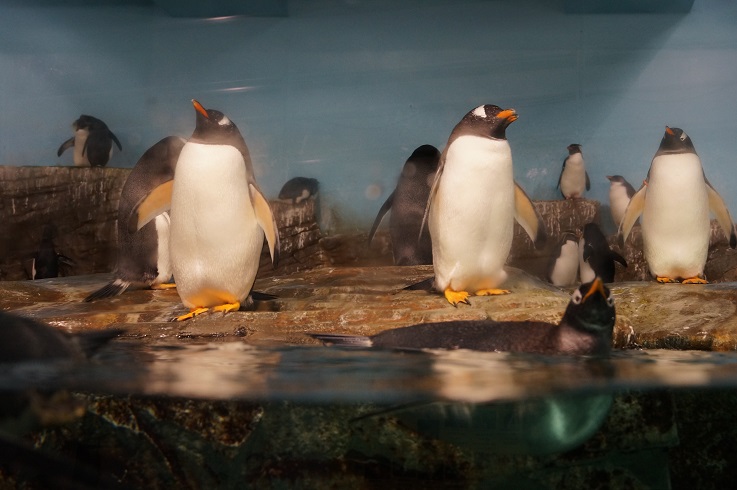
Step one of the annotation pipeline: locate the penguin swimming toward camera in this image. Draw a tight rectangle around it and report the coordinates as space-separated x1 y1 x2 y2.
557 144 590 199
85 136 185 302
579 223 626 283
278 177 319 204
311 277 615 356
606 175 636 228
130 100 279 321
425 105 545 306
368 144 440 266
619 126 737 283
57 115 122 167
546 231 580 287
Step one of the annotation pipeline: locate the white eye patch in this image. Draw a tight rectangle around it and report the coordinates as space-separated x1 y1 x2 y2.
472 105 487 118
218 116 231 126
680 131 688 141
571 289 583 304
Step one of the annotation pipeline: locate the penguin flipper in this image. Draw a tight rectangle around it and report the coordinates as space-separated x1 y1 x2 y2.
249 183 280 267
556 160 565 189
367 191 394 245
618 183 647 243
705 180 737 248
513 182 546 247
57 137 75 157
611 250 628 268
127 180 174 233
420 151 446 240
585 171 591 191
84 279 131 302
109 131 123 151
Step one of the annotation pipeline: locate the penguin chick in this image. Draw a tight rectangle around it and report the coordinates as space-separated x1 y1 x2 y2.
579 223 627 283
57 115 122 167
619 127 737 283
311 277 615 356
606 175 636 228
546 231 580 287
557 144 590 199
426 104 545 306
278 177 320 204
368 144 440 266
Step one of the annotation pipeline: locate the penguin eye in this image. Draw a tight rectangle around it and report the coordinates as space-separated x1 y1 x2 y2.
606 293 615 307
218 116 231 126
571 290 583 304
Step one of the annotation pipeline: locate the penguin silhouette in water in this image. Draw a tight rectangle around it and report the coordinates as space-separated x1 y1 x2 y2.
57 115 122 167
368 144 440 265
579 223 627 283
278 177 319 204
29 224 73 280
312 277 615 356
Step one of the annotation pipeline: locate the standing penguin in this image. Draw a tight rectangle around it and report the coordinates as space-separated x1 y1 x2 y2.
29 224 73 280
57 115 122 167
546 231 580 287
557 144 590 199
579 223 626 283
426 105 545 306
131 100 279 320
85 136 185 302
619 127 737 283
368 144 440 266
606 175 636 228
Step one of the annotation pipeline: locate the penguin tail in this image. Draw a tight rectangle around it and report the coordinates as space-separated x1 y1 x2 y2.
84 279 131 302
308 333 373 347
403 277 435 291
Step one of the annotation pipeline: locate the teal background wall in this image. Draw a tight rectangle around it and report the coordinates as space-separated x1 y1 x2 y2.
1 0 735 231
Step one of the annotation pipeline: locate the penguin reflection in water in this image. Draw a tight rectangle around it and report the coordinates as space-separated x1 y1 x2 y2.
426 105 545 306
131 100 280 320
619 127 736 283
312 278 615 356
57 115 122 167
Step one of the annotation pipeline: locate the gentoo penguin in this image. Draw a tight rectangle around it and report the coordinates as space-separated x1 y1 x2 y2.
278 177 320 204
131 100 279 320
426 105 545 306
57 115 122 167
606 175 636 228
619 127 737 283
546 231 580 287
579 223 626 283
311 277 615 356
29 224 73 280
368 144 440 266
84 136 185 302
557 144 590 199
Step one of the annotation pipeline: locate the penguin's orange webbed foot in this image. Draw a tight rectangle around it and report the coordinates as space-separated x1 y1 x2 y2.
211 302 240 314
175 307 209 322
655 276 678 284
152 282 177 290
444 288 470 306
475 288 511 296
682 277 708 284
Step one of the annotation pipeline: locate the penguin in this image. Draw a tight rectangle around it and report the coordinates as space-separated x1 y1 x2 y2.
130 100 280 321
546 231 580 287
84 136 185 302
619 127 737 283
311 277 615 356
606 175 636 228
557 144 590 199
368 144 440 266
29 224 73 280
57 115 122 167
425 104 545 306
579 222 626 283
278 177 320 204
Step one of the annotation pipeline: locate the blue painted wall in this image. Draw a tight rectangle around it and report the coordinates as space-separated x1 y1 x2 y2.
2 0 736 232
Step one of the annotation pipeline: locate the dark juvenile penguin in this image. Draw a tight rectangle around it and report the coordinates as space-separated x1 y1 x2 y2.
368 144 440 265
29 224 73 280
85 136 185 302
579 223 626 283
619 127 737 283
278 177 320 204
557 144 590 199
57 115 122 167
606 175 636 228
311 278 615 356
426 105 545 306
130 100 280 321
546 231 580 287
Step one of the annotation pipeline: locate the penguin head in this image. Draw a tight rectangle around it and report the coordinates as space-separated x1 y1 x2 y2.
567 144 582 155
606 175 624 184
459 104 518 140
582 222 607 247
657 126 697 155
561 277 616 336
73 115 107 132
190 99 244 145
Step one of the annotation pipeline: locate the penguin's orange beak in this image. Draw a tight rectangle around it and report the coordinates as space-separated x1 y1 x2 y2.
192 99 209 119
498 109 518 123
583 277 606 302
665 126 674 136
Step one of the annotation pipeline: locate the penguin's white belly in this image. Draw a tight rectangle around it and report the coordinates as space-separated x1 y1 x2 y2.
609 184 631 227
170 143 263 308
642 154 709 279
153 212 172 285
561 157 586 197
73 129 90 167
550 241 579 287
429 136 514 292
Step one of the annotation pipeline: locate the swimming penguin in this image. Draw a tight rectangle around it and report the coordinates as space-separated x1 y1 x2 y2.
557 144 590 199
29 224 73 280
546 231 580 287
57 115 122 167
606 175 636 228
425 105 545 306
311 277 615 356
84 136 185 302
579 222 626 283
619 127 737 283
130 100 280 321
368 144 440 266
278 177 320 204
